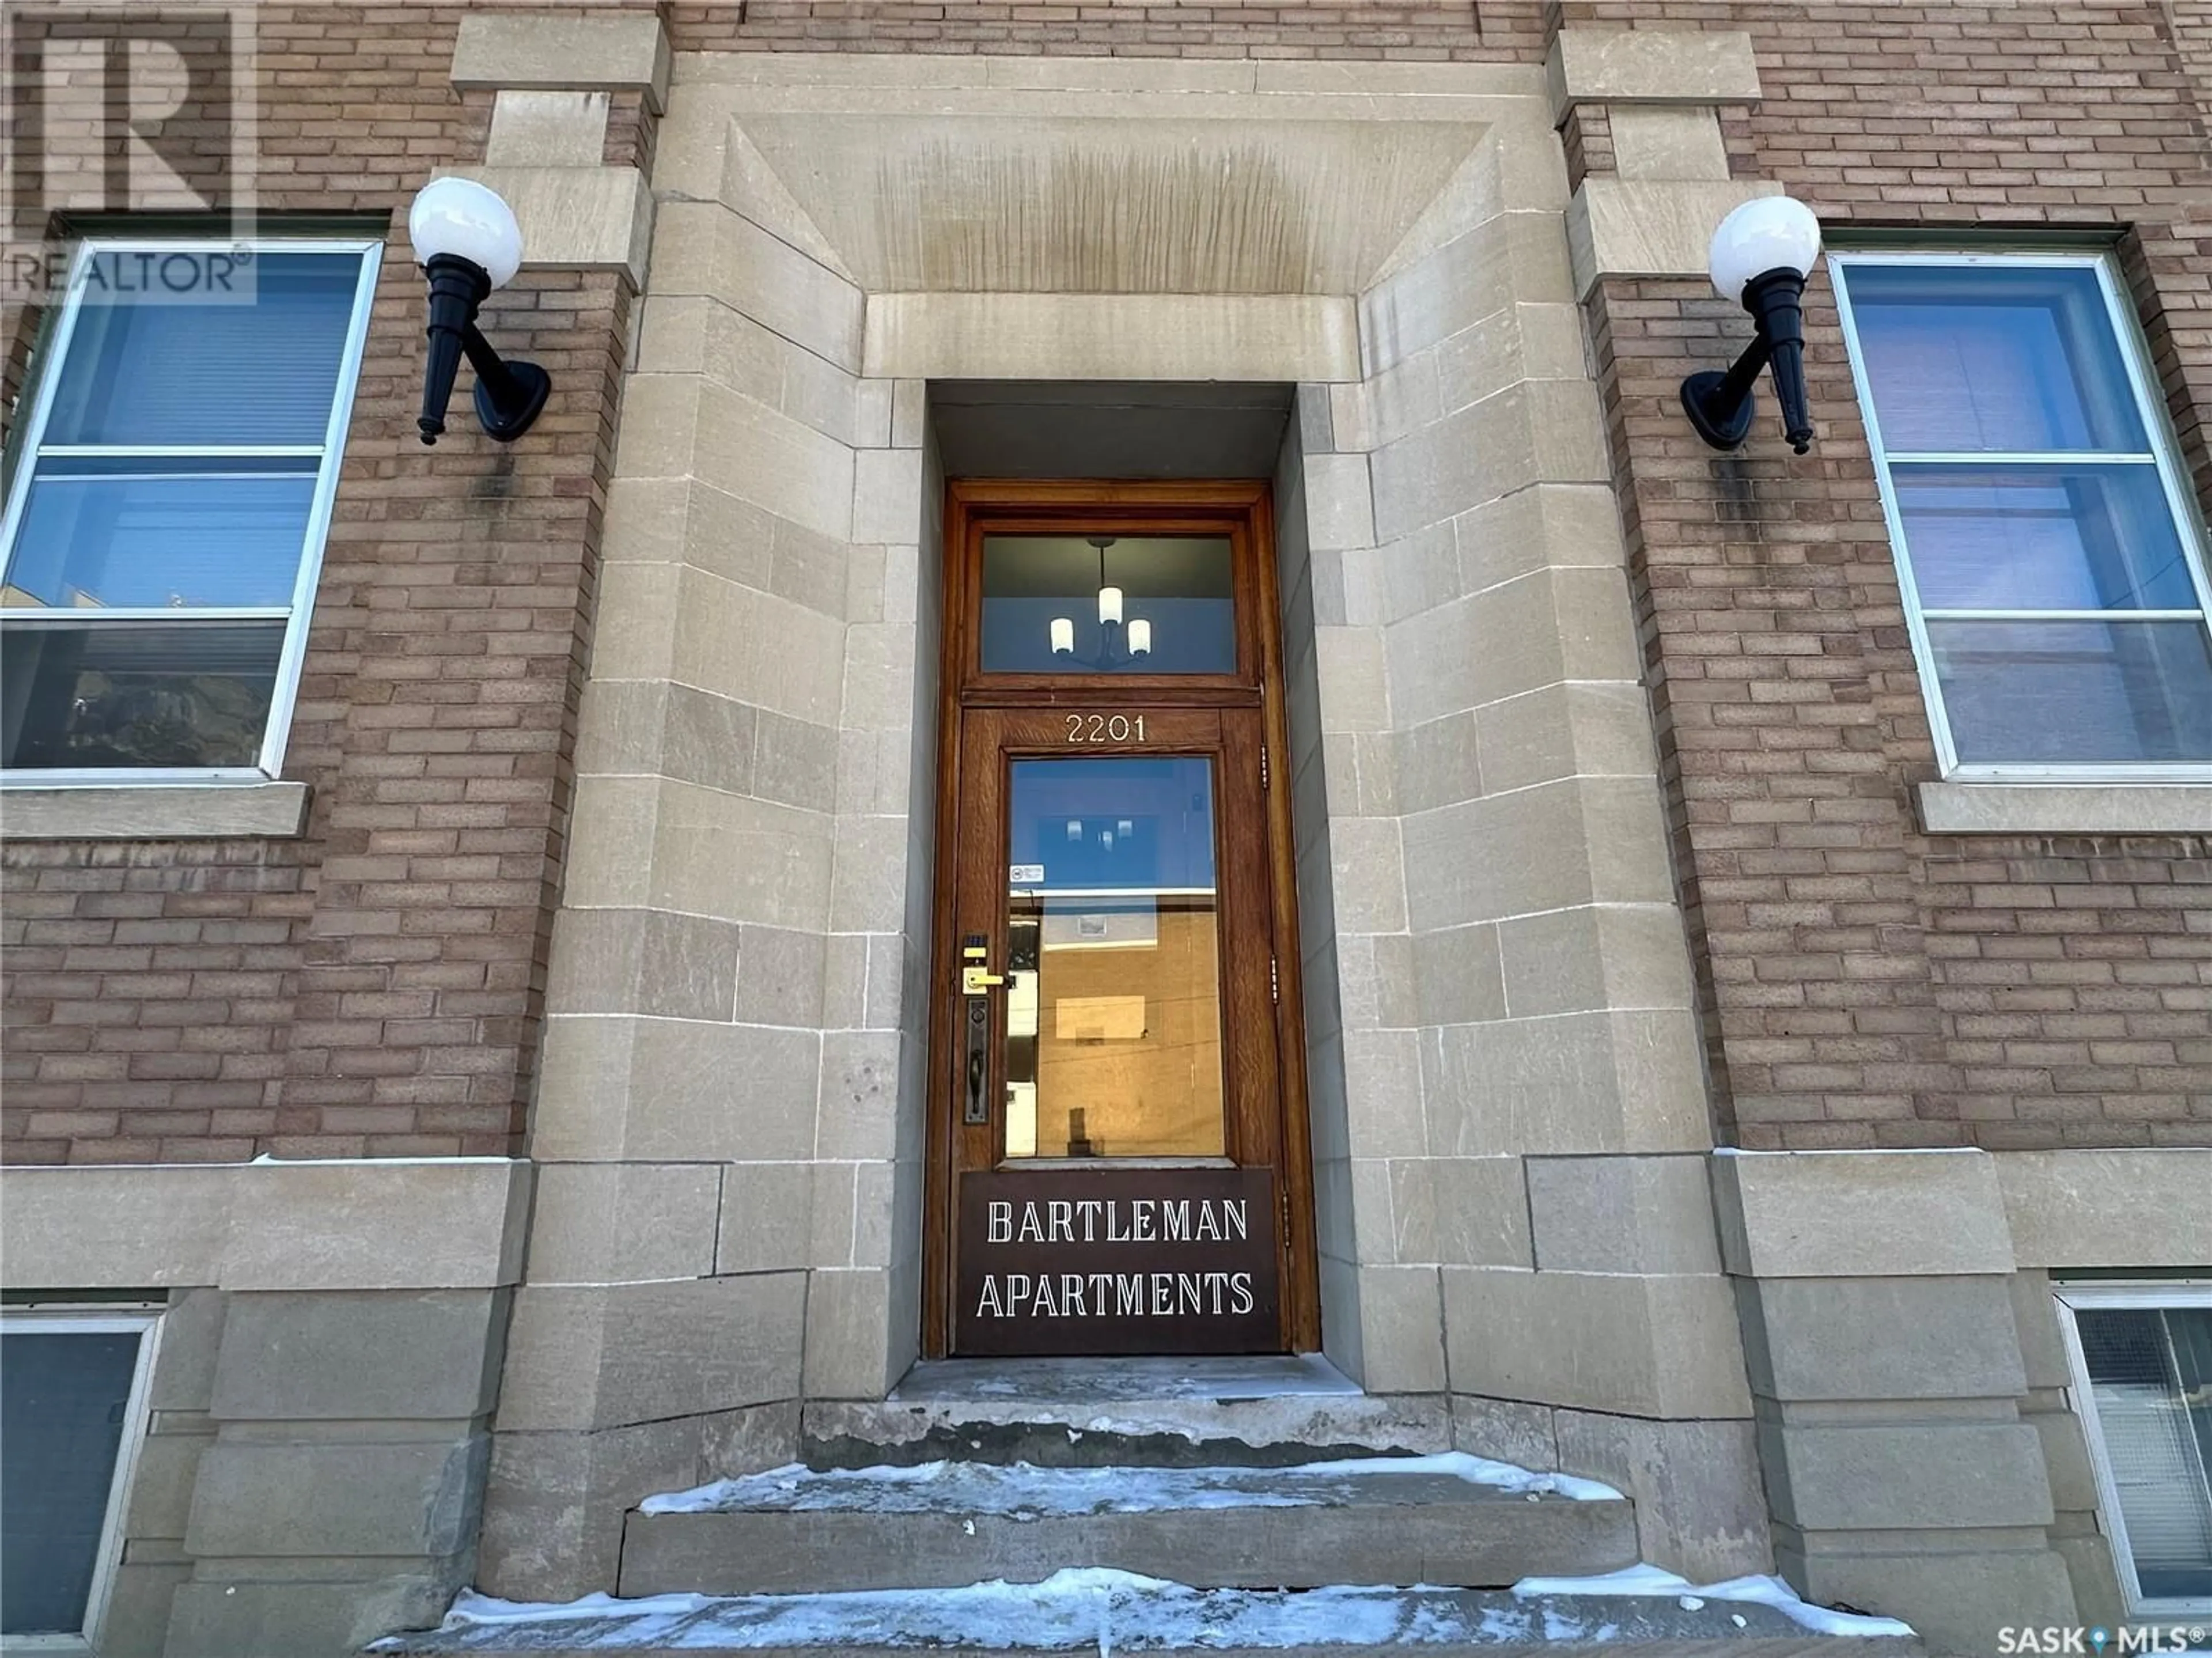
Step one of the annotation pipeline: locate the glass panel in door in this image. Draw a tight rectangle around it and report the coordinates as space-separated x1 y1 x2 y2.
1000 754 1225 1159
980 536 1236 674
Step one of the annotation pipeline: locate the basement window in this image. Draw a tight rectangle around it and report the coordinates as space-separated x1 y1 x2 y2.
1830 253 2212 781
0 1311 160 1648
0 239 380 783
2055 1284 2212 1617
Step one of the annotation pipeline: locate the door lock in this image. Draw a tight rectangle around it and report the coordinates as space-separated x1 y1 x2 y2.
961 964 1006 995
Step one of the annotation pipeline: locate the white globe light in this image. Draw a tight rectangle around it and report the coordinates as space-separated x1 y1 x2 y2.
1707 195 1821 304
408 176 525 289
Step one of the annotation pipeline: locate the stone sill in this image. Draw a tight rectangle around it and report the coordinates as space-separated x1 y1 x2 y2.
0 781 309 841
1914 781 2212 836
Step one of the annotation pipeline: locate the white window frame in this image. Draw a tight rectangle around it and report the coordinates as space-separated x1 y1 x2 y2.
2053 1281 2212 1619
0 235 382 788
1830 249 2212 783
0 1309 164 1653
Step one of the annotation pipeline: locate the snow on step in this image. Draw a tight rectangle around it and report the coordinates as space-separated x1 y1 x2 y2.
641 1453 1623 1516
617 1455 1639 1596
373 1565 1921 1656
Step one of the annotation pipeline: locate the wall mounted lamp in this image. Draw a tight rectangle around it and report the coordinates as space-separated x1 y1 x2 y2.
407 177 550 446
1679 195 1824 456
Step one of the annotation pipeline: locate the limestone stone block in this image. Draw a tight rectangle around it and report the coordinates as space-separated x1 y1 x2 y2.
456 165 653 285
1712 1149 2013 1279
1410 922 1506 1028
755 710 842 815
2009 1270 2076 1393
1442 1266 1753 1418
1370 381 1610 543
1401 776 1671 930
1433 302 1589 415
97 1559 190 1658
1320 1254 1366 1384
1738 1275 2028 1405
734 923 830 1029
485 89 608 168
1341 1027 1428 1160
1326 815 1407 935
1450 1395 1558 1470
1786 1545 2077 1658
497 1274 806 1432
1567 177 1782 298
642 296 870 453
863 293 1359 383
638 781 836 932
1609 105 1731 181
2026 1406 2103 1515
185 1433 488 1557
528 1164 723 1286
649 201 864 373
815 1029 907 1163
225 1160 529 1292
717 1163 817 1275
1997 1148 2212 1267
1546 29 1761 115
148 1288 225 1413
532 1015 821 1163
1425 1008 1712 1157
616 374 856 544
1353 1263 1448 1393
1456 480 1626 592
1360 215 1575 377
1391 1155 1533 1267
1527 1154 1720 1274
843 621 921 735
166 1572 462 1658
1499 904 1696 1022
476 1415 710 1601
1553 1410 1770 1583
804 1267 904 1399
1385 566 1636 730
1477 681 1656 794
123 1427 211 1540
1304 453 1376 552
211 1290 506 1421
574 682 757 798
0 1165 233 1288
1763 1419 2053 1532
1915 780 2212 836
546 907 738 1021
451 11 671 109
0 781 307 842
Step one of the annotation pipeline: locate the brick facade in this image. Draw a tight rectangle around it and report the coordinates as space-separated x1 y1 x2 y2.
1573 0 2212 1148
5 0 2207 1163
1 6 637 1163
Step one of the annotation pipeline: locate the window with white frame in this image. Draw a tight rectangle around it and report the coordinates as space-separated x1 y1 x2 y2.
0 240 380 781
1830 253 2212 777
0 1310 161 1646
2055 1285 2212 1616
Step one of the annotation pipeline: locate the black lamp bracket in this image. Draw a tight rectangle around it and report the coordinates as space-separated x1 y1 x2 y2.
418 253 551 446
1680 265 1815 456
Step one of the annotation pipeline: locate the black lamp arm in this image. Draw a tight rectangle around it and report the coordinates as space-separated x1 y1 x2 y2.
1680 265 1816 456
417 252 551 447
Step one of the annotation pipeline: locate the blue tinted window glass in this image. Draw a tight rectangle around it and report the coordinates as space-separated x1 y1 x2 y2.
1 1330 141 1635
982 536 1235 675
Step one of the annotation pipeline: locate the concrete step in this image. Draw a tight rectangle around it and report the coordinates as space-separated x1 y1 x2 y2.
615 1455 1639 1596
375 1569 1923 1657
804 1354 1455 1470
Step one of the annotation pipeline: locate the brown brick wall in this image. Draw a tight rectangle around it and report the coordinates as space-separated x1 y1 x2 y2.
1576 0 2212 1148
1 5 646 1163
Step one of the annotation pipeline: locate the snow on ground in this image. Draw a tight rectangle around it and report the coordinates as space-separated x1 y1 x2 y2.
384 1566 1914 1653
638 1452 1620 1516
1509 1566 1915 1638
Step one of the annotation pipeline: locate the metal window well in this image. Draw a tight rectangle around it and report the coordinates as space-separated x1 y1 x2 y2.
1831 251 2212 781
2055 1284 2212 1617
0 239 381 784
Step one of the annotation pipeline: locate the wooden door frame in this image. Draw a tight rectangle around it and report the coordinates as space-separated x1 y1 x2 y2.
921 479 1321 1358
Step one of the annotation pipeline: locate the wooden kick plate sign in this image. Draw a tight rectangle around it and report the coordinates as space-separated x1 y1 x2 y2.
956 1166 1278 1356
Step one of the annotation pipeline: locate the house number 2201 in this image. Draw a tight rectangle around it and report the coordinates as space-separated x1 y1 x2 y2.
1066 713 1145 744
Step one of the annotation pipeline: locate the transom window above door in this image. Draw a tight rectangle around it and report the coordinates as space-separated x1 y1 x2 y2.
980 535 1237 676
1831 252 2212 777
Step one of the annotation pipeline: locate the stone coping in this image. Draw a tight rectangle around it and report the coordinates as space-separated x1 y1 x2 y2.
1914 781 2212 836
0 781 309 841
0 1158 531 1292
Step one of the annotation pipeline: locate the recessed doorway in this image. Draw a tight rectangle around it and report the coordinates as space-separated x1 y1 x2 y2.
923 482 1320 1358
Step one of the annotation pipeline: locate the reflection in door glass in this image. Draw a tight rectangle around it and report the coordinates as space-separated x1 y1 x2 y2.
1002 756 1225 1160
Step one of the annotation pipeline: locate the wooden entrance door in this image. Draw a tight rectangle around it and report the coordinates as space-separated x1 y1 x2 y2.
922 482 1319 1357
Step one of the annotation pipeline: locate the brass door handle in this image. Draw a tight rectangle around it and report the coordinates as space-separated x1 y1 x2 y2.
961 965 1006 995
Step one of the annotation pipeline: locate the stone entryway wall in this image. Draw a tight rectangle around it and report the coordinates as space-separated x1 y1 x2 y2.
475 28 1768 1601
